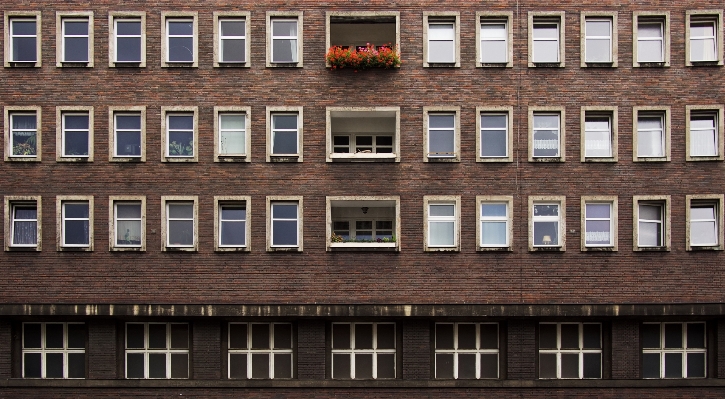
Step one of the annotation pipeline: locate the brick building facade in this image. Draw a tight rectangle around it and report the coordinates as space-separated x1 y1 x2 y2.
0 0 724 396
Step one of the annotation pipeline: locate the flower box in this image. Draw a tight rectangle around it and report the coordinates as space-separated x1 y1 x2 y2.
326 44 401 70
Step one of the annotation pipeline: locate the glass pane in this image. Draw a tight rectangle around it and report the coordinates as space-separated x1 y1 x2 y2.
148 353 167 378
482 222 507 246
691 206 715 220
229 353 247 379
691 221 717 245
117 204 142 219
457 324 476 349
64 131 89 156
272 204 297 219
169 220 193 245
641 324 661 349
333 353 350 378
126 353 145 378
533 221 558 246
272 115 297 130
586 38 611 62
436 324 454 349
170 324 188 349
428 41 454 63
482 39 507 63
583 324 601 349
638 130 664 157
65 21 88 35
430 204 455 217
168 204 193 219
126 324 145 349
116 131 141 156
429 23 454 40
583 353 601 378
272 131 297 154
664 352 683 378
24 324 41 348
229 324 247 349
539 324 557 349
274 353 292 378
430 115 455 129
664 324 683 348
12 114 36 129
116 114 141 131
539 353 557 378
221 38 246 64
64 37 88 62
46 353 64 378
251 353 269 378
221 220 245 246
376 324 396 349
23 353 41 378
13 221 37 245
586 204 611 219
639 205 662 221
687 353 706 378
68 353 85 378
377 353 396 378
458 353 476 379
560 353 579 378
273 39 296 62
148 324 167 349
272 220 297 246
64 114 89 130
586 220 611 245
13 36 37 62
168 20 193 35
429 130 455 154
479 324 498 349
560 324 579 349
691 37 716 61
481 203 507 218
481 129 507 157
355 324 373 349
45 324 64 348
117 21 141 36
430 221 455 246
64 220 89 245
480 353 499 378
117 37 141 62
687 323 706 348
587 20 611 37
168 131 193 156
251 324 270 349
13 20 37 35
65 324 84 349
332 324 350 349
534 40 559 62
355 353 373 379
435 353 453 378
220 131 245 154
638 40 663 62
272 21 297 37
273 324 292 349
221 20 245 36
534 204 558 217
642 353 660 378
534 24 559 39
639 23 662 38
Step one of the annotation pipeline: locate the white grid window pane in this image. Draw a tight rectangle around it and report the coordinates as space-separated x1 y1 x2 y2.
690 115 717 157
271 19 298 63
428 23 455 63
638 22 664 62
585 19 612 63
585 116 612 158
533 23 559 63
481 22 507 63
690 21 716 62
637 116 664 157
220 19 246 63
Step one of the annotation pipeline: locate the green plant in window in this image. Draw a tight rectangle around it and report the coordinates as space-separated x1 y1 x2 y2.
169 140 193 156
12 134 36 156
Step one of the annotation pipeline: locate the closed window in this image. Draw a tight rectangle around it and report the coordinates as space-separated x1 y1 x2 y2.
584 202 613 247
687 195 723 251
636 113 665 158
584 115 612 158
9 112 38 158
638 203 664 247
62 112 90 158
61 17 90 63
166 19 194 63
11 202 38 247
114 113 142 158
331 322 396 379
634 13 669 67
533 203 561 247
166 114 194 158
427 114 455 158
114 202 142 248
270 18 298 63
228 323 293 379
532 112 561 159
425 15 457 65
530 13 564 66
480 113 508 158
61 201 90 247
219 203 247 247
271 113 299 156
112 16 143 64
219 18 246 63
539 323 602 379
271 202 299 247
125 323 189 379
435 323 499 379
642 322 706 379
219 113 246 156
22 323 85 379
166 202 194 248
428 203 456 247
479 201 510 248
7 15 40 64
686 11 722 66
584 18 612 63
689 113 718 157
480 21 508 63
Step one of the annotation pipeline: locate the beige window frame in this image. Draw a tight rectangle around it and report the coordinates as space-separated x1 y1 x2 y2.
580 12 618 67
56 106 94 162
529 107 565 162
326 196 400 252
581 106 618 162
109 196 146 252
56 195 94 252
161 12 198 68
528 12 565 67
267 106 303 162
5 106 42 162
424 107 460 162
215 196 251 252
56 11 94 67
4 11 42 67
214 11 251 68
686 194 724 251
326 106 400 163
686 10 723 66
325 11 400 69
633 12 670 67
161 196 198 252
4 195 42 251
424 195 461 252
267 12 303 67
477 106 513 163
477 12 513 68
161 106 198 163
686 105 724 162
633 106 670 162
529 196 566 252
267 196 303 252
214 106 251 162
109 106 146 162
423 12 460 68
633 195 671 252
109 11 146 67
581 196 618 252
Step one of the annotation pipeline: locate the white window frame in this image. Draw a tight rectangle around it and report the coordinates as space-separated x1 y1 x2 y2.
5 12 42 67
161 106 198 163
686 105 724 161
109 106 146 162
214 196 251 252
423 12 460 67
633 195 671 251
267 12 303 67
434 322 499 379
686 194 724 251
477 106 513 162
642 322 707 379
214 12 251 67
633 107 670 162
477 12 513 67
581 107 618 162
56 196 93 251
477 196 513 251
125 322 189 379
424 107 460 162
538 323 602 379
227 322 294 379
580 12 618 67
161 196 198 252
686 10 723 66
529 107 565 162
161 12 198 67
581 196 618 251
267 106 303 162
424 196 460 252
214 106 251 162
267 196 303 252
4 196 41 251
326 107 400 163
633 12 670 67
4 106 42 162
528 12 565 67
22 322 85 379
109 196 145 252
109 12 146 67
529 196 566 251
331 322 397 380
56 12 93 67
56 106 94 162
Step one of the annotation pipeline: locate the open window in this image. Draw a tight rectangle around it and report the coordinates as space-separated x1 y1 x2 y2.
326 11 400 68
5 106 42 161
633 12 670 67
326 107 400 162
686 105 724 161
4 196 41 251
633 195 670 251
686 194 724 251
326 196 400 251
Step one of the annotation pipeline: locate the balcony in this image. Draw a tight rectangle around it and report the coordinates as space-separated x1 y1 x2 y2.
326 107 400 162
326 197 400 252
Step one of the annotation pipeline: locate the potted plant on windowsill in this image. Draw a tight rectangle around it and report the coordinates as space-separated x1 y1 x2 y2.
329 233 397 248
169 141 193 156
326 43 401 70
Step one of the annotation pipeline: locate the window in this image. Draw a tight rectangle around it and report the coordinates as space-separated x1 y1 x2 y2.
5 106 41 161
5 12 41 66
477 107 513 162
125 323 189 379
633 12 670 67
162 107 198 162
267 107 303 162
110 196 145 251
581 107 618 162
686 105 724 161
267 12 303 67
57 196 93 251
22 323 85 379
4 196 41 251
214 107 250 162
331 322 396 379
686 11 723 66
228 323 293 379
162 196 197 251
424 107 460 162
642 322 706 379
110 107 145 161
424 196 460 252
633 107 670 161
435 323 499 379
477 12 512 67
56 13 93 67
581 13 618 67
686 195 724 251
529 108 565 161
214 12 250 67
477 196 513 251
529 196 566 251
109 12 145 67
326 11 399 68
529 12 565 67
267 196 303 252
215 196 251 252
633 195 670 251
162 12 198 67
327 107 400 162
581 197 618 251
326 196 400 251
57 107 94 162
423 13 459 67
539 323 602 379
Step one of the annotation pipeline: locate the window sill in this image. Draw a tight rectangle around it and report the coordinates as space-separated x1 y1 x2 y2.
426 156 459 163
111 246 144 252
477 246 512 252
110 157 144 163
686 156 723 162
634 246 669 252
329 153 397 163
634 157 668 162
5 156 40 162
635 62 668 68
478 62 511 68
6 246 40 252
268 247 302 252
530 157 564 163
58 246 92 252
269 155 300 163
163 157 198 163
688 61 721 67
267 62 301 68
425 246 459 252
425 63 459 68
215 246 250 252
163 246 197 252
582 157 617 163
215 62 249 68
58 62 91 68
530 62 564 68
529 246 565 252
477 157 513 163
6 62 40 68
583 62 615 68
687 245 723 251
216 155 248 163
329 242 398 252
163 62 197 68
57 157 92 162
113 62 143 68
581 246 617 252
